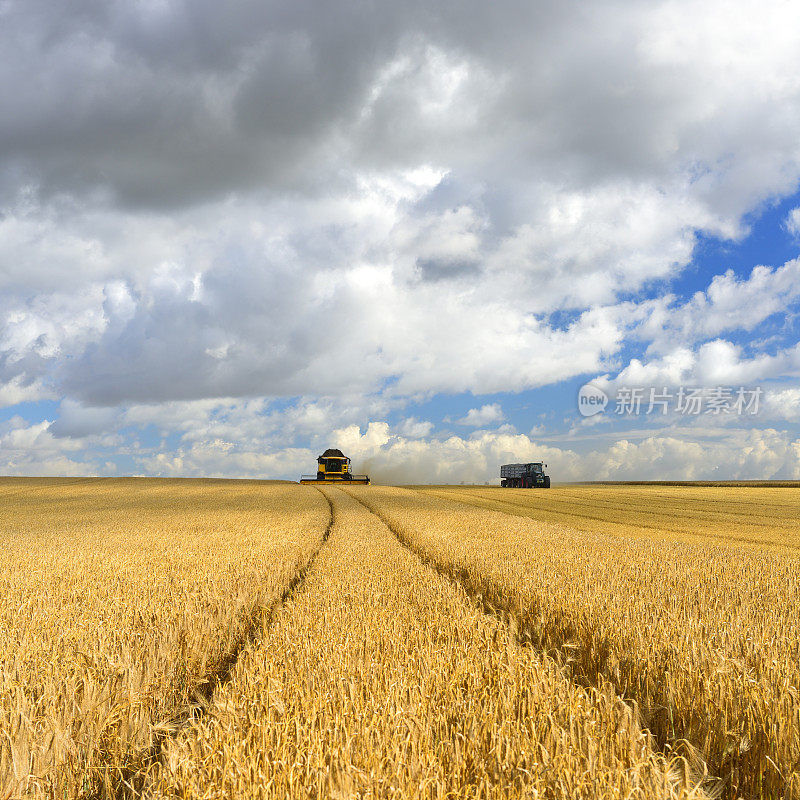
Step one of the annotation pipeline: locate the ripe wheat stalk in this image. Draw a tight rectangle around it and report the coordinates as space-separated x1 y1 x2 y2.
0 479 329 798
360 484 800 800
150 486 708 799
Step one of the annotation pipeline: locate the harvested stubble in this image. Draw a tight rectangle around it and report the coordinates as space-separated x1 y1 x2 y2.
151 487 706 799
419 484 800 551
0 479 328 799
352 485 800 800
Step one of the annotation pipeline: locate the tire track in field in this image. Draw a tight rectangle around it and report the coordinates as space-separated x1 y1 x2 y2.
342 487 722 798
112 489 335 799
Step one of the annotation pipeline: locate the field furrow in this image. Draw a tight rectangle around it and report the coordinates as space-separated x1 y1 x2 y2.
151 486 706 800
355 485 800 800
0 479 330 799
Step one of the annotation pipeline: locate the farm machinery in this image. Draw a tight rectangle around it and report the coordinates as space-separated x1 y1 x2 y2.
500 462 550 488
300 448 370 485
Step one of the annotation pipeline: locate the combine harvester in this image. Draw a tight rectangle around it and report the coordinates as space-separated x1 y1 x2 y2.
500 462 550 488
300 448 370 485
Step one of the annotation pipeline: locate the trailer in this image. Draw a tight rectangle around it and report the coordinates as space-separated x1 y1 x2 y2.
500 462 550 488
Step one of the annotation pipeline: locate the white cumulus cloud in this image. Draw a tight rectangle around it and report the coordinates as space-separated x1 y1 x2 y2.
456 404 506 427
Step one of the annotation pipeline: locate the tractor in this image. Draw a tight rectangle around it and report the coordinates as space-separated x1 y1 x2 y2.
500 462 550 488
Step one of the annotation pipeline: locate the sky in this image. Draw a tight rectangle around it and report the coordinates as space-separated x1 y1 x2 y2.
2 0 800 483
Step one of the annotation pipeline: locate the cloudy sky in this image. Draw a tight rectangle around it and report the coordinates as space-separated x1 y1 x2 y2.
2 0 800 482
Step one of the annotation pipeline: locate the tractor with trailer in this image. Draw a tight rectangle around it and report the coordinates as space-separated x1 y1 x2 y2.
300 448 370 485
500 462 550 488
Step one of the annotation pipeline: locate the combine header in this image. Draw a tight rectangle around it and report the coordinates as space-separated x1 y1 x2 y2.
300 448 370 485
500 462 550 488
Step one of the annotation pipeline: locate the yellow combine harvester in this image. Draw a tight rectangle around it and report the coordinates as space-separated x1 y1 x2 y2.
300 448 370 485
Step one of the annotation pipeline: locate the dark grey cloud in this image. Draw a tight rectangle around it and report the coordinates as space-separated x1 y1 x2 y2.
3 0 800 417
49 400 117 438
415 257 480 281
6 0 784 212
59 253 366 405
0 0 422 207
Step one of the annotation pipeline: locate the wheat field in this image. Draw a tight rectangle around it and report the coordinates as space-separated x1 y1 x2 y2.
360 485 800 799
0 478 329 798
150 487 702 800
1 478 797 798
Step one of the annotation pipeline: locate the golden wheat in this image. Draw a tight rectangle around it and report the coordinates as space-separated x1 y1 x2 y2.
353 485 800 799
150 486 707 799
3 478 793 798
0 478 328 798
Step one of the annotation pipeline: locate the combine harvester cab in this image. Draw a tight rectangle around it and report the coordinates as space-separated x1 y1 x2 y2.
500 462 550 488
300 448 370 485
